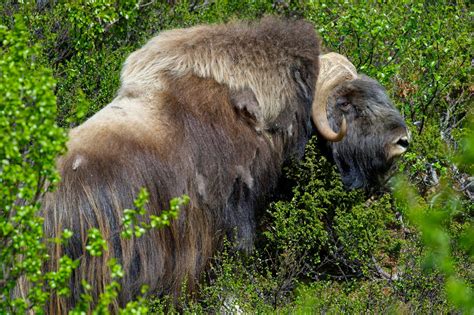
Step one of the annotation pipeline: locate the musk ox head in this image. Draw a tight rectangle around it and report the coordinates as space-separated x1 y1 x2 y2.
312 53 410 190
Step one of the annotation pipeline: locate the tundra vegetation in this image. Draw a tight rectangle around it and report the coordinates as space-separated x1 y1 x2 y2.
0 1 472 314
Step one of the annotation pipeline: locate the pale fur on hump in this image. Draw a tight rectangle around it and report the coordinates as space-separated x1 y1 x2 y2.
119 22 297 125
67 94 170 152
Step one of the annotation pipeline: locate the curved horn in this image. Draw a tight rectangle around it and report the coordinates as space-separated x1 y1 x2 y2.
312 52 357 142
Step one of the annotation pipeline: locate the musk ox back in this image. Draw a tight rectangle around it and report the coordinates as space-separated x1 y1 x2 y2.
22 17 409 312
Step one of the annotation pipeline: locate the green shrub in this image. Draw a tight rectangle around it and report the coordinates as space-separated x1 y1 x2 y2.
394 118 474 313
1 1 471 313
262 138 406 280
0 16 67 313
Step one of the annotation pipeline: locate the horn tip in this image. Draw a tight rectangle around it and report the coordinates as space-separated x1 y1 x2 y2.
331 115 347 142
338 115 347 141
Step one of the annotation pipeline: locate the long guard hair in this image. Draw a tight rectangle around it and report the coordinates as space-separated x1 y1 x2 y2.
26 17 322 312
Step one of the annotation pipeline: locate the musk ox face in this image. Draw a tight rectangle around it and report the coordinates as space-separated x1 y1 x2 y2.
325 76 409 190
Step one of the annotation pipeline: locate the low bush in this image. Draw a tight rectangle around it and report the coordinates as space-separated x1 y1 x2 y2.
1 1 471 313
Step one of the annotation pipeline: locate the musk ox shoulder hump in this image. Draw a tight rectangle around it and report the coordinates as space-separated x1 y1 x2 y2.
66 95 172 155
119 17 321 125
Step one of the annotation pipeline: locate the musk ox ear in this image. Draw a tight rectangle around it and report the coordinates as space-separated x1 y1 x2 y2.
229 87 262 126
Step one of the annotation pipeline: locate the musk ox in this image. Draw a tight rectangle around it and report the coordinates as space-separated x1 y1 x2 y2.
22 17 409 311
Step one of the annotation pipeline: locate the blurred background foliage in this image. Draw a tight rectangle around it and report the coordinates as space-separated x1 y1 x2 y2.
1 0 472 313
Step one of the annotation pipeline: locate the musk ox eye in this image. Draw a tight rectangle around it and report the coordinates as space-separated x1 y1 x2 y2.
337 100 351 112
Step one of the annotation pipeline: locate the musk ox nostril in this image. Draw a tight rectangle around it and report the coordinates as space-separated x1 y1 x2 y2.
388 135 410 159
396 136 409 149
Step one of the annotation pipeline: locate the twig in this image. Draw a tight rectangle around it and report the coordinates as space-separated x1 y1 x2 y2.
371 256 400 281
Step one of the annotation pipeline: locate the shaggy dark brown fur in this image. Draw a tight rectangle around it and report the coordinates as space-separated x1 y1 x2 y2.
34 17 321 312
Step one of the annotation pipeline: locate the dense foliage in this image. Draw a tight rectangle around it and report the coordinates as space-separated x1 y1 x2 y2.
1 1 472 313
